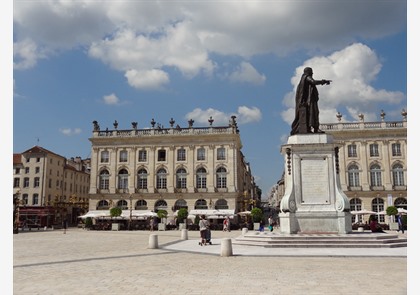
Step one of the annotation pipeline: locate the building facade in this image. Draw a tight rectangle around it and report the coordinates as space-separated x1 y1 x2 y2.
13 146 90 227
270 110 407 225
88 117 257 223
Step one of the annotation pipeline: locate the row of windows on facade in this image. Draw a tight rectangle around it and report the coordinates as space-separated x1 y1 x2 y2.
96 198 229 210
100 147 227 163
15 167 88 182
347 163 405 187
19 194 87 206
98 167 228 190
347 143 402 158
24 157 65 166
14 177 89 194
349 197 407 223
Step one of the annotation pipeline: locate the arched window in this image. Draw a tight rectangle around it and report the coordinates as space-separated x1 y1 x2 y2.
348 164 360 187
392 163 405 186
176 168 187 189
97 200 109 210
117 199 128 210
118 169 129 190
215 199 228 209
155 200 168 211
216 167 227 188
372 198 385 222
99 170 110 190
349 198 362 223
137 168 148 189
370 164 382 187
135 200 147 210
195 199 208 209
196 167 207 189
394 198 407 210
174 199 188 211
156 168 167 189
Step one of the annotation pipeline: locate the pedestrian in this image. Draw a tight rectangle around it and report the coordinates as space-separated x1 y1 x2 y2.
62 218 68 234
397 213 405 234
259 218 265 232
223 216 230 232
149 217 154 231
268 215 274 232
198 215 209 246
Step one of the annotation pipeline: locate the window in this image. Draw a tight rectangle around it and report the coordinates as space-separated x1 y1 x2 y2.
137 169 148 189
156 168 167 189
49 179 52 188
13 178 20 188
34 177 40 188
392 163 404 186
195 199 208 209
158 149 166 161
348 165 360 187
33 194 39 205
369 144 379 157
347 144 357 157
118 169 129 190
370 164 382 187
119 150 128 162
22 194 28 205
217 147 226 160
176 168 187 189
25 167 29 174
99 170 110 190
135 199 148 210
196 167 207 189
97 200 109 210
392 143 401 156
138 150 147 162
215 199 228 209
349 198 362 223
26 158 30 163
177 148 186 161
100 151 109 163
372 198 385 222
216 167 227 188
35 167 40 174
117 200 128 210
174 199 188 211
15 168 20 174
197 148 205 161
23 177 29 188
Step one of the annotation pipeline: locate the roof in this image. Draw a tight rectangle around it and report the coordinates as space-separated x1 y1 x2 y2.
21 145 66 159
13 153 22 165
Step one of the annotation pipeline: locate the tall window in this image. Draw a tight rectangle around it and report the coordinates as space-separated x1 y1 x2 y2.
118 169 129 190
34 177 40 187
392 163 405 186
369 144 379 157
372 198 385 222
22 194 28 205
99 170 110 190
23 177 29 188
176 168 187 189
177 148 186 161
158 149 166 161
217 147 226 160
35 167 40 173
216 167 227 188
138 150 147 162
33 194 39 205
156 168 167 189
347 144 357 157
196 167 207 189
348 164 360 187
370 164 382 187
349 198 362 223
100 151 109 163
392 143 401 156
197 148 205 161
119 150 128 162
25 167 29 174
13 178 20 188
137 169 148 189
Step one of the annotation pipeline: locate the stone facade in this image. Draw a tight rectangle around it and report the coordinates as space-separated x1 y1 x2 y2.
88 117 256 221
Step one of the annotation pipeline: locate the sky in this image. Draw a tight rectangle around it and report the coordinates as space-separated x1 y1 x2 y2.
11 0 408 200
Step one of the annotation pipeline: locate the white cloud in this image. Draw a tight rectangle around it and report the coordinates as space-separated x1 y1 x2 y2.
59 128 82 136
185 106 261 126
13 38 47 70
280 43 405 124
102 93 120 105
228 62 266 85
125 69 170 90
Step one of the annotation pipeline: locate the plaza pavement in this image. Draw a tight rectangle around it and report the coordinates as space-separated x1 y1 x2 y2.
13 227 408 295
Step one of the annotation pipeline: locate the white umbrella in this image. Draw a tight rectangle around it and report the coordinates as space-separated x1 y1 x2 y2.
397 208 407 214
237 211 251 216
350 209 376 215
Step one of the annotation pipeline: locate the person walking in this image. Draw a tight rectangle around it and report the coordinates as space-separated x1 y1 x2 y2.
62 218 68 234
149 217 154 231
198 215 209 246
397 213 405 234
268 215 274 232
223 216 230 232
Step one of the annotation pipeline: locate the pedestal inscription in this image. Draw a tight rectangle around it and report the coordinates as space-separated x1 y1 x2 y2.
301 158 329 204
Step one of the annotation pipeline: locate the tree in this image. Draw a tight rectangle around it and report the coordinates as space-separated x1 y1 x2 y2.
386 206 398 216
177 208 189 223
110 207 122 218
157 209 168 220
250 207 263 223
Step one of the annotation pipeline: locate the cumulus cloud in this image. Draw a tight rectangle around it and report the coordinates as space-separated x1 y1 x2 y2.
102 93 121 105
13 1 405 88
185 106 261 126
59 128 82 136
280 43 405 124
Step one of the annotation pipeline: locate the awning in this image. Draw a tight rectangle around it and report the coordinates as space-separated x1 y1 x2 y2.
189 209 235 218
78 210 110 219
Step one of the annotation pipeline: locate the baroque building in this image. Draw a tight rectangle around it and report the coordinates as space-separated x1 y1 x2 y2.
13 146 90 228
270 110 407 225
87 116 257 223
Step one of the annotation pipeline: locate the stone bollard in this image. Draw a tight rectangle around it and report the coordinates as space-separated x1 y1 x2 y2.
148 234 158 249
242 228 248 235
220 238 233 257
181 229 188 240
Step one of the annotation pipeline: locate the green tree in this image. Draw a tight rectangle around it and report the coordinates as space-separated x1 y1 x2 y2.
250 207 263 223
110 207 122 218
177 208 189 223
157 209 168 220
386 206 398 216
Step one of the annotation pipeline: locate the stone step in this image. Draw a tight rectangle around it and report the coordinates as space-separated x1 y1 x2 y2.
232 241 407 248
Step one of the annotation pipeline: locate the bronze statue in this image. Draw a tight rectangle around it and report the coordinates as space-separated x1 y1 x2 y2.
290 67 331 135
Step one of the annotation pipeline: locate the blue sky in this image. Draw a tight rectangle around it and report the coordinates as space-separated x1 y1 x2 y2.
11 0 408 199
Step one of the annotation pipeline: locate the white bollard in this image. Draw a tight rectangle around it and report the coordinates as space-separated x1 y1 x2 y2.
148 234 159 249
242 228 248 235
220 238 233 257
181 229 188 240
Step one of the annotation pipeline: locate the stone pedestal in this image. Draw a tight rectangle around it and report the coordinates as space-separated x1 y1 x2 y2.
279 134 352 234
